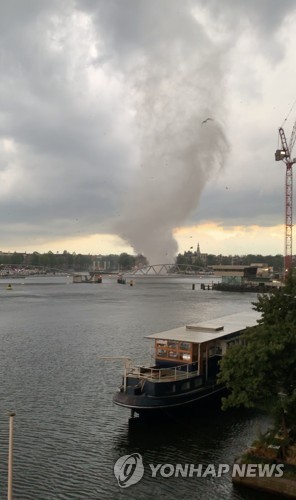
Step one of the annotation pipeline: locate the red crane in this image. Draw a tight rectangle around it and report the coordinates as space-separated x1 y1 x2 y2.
275 122 296 273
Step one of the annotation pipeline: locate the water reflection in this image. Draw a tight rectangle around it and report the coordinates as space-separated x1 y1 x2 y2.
112 407 271 500
0 277 273 499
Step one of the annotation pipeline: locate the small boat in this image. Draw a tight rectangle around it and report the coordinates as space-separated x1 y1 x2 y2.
6 284 13 291
112 310 259 416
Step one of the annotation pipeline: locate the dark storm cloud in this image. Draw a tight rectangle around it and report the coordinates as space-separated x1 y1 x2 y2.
0 0 135 246
75 0 231 262
196 186 283 227
0 0 295 256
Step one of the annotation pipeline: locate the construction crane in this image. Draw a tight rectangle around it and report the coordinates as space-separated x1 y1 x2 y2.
275 122 296 273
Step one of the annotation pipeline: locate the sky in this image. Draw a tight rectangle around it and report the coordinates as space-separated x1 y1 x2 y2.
1 0 296 263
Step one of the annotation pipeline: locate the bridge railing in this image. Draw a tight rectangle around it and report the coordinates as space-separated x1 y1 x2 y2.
127 263 206 276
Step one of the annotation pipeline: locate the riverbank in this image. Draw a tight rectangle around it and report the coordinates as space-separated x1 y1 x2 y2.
233 440 296 498
233 461 296 498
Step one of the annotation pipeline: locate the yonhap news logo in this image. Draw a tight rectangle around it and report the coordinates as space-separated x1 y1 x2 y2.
114 453 144 488
113 453 284 488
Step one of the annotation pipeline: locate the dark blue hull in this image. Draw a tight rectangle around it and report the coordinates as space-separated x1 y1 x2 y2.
113 383 226 415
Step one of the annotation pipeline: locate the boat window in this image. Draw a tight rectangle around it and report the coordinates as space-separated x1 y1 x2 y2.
180 342 191 351
155 340 192 362
209 346 223 357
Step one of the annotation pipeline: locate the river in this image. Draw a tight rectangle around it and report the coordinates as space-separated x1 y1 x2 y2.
0 276 272 499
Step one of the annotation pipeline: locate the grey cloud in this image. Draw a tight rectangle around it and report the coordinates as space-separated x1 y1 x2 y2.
196 186 283 227
202 0 296 61
76 0 231 262
202 0 296 33
76 0 204 56
0 1 294 257
0 0 135 246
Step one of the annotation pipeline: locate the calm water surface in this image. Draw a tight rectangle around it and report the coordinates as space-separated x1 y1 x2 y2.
0 277 272 499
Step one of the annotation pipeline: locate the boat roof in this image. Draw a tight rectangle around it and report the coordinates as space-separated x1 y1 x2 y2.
146 310 260 344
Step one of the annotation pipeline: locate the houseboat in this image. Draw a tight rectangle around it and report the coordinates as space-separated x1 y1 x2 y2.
113 310 260 416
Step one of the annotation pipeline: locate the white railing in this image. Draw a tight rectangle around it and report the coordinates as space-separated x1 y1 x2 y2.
126 361 199 382
99 356 200 389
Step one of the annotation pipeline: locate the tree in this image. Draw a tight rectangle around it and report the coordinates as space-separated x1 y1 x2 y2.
118 253 135 270
218 272 296 436
175 253 188 266
135 254 148 268
73 253 92 271
30 252 40 266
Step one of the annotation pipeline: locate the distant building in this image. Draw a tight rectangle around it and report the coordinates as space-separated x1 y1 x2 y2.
250 263 273 277
191 243 207 266
208 265 257 279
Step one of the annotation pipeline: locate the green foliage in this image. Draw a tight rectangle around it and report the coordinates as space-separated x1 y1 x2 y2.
0 249 285 272
254 272 296 325
0 252 25 265
218 271 296 428
0 250 148 272
175 251 284 271
118 252 135 270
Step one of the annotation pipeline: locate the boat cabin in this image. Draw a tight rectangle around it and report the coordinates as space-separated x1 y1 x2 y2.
146 310 260 381
113 310 260 413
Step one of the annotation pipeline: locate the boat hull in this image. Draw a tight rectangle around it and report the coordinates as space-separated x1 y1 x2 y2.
113 383 226 415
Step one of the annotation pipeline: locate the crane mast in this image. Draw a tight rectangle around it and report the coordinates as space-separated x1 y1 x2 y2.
275 126 296 273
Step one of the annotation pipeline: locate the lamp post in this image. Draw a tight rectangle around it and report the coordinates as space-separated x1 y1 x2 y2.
8 411 15 500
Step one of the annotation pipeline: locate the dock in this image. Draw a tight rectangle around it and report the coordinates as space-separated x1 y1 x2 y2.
200 282 282 293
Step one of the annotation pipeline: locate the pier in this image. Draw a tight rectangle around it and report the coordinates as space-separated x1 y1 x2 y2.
200 283 214 290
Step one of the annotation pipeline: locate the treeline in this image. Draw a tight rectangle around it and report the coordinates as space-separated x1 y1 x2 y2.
0 251 92 271
176 252 284 272
0 250 285 272
0 251 148 272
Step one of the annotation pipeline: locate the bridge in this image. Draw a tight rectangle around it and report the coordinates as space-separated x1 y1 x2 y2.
125 264 209 276
0 263 209 278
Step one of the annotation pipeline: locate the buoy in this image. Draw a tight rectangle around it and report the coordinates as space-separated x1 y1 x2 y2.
6 284 13 291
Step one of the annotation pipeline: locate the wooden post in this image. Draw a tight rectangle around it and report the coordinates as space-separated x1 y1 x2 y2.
8 411 15 500
123 365 127 392
198 344 202 375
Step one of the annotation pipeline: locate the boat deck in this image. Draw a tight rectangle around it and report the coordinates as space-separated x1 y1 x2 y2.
127 363 199 382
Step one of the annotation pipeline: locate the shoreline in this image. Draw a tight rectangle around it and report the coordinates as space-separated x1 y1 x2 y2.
232 456 296 498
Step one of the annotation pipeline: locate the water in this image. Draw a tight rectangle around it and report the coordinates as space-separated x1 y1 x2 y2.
0 277 272 499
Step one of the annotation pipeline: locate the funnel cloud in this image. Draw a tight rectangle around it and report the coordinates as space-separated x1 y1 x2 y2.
105 1 230 263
